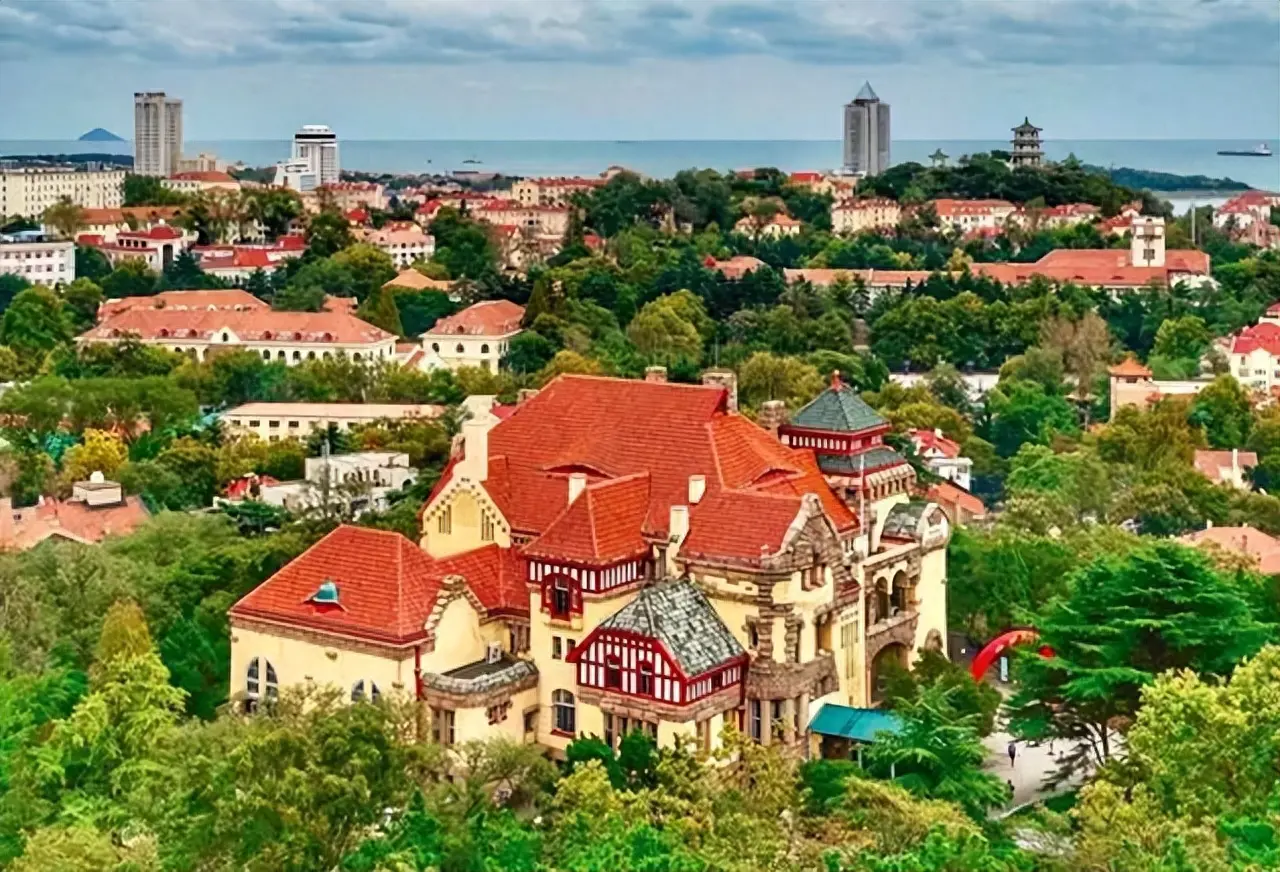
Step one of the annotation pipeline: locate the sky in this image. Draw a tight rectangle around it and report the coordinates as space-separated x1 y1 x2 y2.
2 0 1278 141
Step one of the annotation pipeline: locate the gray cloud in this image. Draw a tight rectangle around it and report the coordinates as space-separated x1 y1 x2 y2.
1 0 1276 69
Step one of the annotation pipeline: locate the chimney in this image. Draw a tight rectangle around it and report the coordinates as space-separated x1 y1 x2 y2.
1232 448 1240 482
688 475 706 504
568 473 587 504
644 365 668 384
461 418 489 481
757 400 788 435
701 369 738 411
667 504 690 575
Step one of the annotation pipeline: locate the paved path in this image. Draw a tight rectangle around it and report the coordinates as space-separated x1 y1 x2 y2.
982 730 1086 815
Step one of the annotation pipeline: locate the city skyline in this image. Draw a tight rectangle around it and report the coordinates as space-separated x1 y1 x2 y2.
1 0 1278 141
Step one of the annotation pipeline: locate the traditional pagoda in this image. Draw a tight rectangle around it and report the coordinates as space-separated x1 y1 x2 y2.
779 372 916 505
1010 118 1044 168
928 148 949 168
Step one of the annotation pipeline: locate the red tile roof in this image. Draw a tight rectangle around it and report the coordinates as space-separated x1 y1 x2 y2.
230 525 443 645
1193 449 1257 484
1231 322 1280 356
523 473 653 565
81 206 185 226
446 375 857 567
98 289 266 321
925 480 987 520
788 171 825 183
435 542 529 616
0 496 149 550
119 224 184 241
1181 525 1280 574
424 300 524 337
81 309 395 345
932 198 1016 217
911 428 962 459
1109 356 1153 377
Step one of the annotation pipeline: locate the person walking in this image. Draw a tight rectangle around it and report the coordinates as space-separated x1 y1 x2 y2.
1007 741 1017 766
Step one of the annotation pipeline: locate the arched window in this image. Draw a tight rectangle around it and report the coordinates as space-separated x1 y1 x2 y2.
552 689 576 734
604 656 622 689
277 350 286 360
455 343 465 354
638 661 654 696
245 657 278 713
431 342 440 352
221 332 229 342
353 353 362 361
292 350 302 361
307 351 316 359
351 680 366 702
261 350 271 360
370 682 381 703
480 343 490 354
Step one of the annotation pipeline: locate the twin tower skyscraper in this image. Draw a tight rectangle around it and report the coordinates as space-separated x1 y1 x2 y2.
842 82 890 177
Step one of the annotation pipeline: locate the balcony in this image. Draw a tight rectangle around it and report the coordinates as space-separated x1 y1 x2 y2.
420 654 538 708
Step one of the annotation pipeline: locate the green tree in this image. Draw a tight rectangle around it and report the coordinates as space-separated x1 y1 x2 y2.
865 685 1010 820
41 197 86 240
244 188 302 240
122 174 187 207
737 351 824 409
59 278 104 333
1007 541 1272 772
305 210 353 258
0 286 72 365
332 243 397 303
626 293 704 363
359 287 406 337
99 259 158 300
986 380 1079 458
1153 314 1211 362
1189 374 1252 449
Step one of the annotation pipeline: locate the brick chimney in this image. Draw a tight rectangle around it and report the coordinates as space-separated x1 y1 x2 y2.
757 400 788 435
701 368 738 411
644 365 668 384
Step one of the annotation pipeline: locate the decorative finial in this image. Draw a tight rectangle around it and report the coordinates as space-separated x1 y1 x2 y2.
831 370 843 391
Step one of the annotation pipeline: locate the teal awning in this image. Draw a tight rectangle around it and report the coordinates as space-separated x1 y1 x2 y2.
809 704 902 743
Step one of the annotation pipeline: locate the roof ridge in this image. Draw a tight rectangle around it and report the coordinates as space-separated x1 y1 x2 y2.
586 488 600 559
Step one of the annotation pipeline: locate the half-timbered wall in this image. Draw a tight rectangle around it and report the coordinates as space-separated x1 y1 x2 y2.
527 557 646 594
574 630 744 706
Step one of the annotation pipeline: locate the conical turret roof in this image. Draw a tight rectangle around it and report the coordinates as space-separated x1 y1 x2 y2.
855 81 879 102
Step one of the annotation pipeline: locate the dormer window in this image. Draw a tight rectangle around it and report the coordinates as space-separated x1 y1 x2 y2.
308 580 340 606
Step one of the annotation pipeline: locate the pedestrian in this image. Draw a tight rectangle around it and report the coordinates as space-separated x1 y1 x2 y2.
1049 739 1055 756
1006 778 1015 795
1007 741 1017 766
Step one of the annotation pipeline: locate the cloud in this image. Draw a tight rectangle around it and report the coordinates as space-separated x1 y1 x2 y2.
1 0 1276 69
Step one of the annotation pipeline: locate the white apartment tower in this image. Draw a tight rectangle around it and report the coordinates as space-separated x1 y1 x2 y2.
292 125 340 186
842 82 890 177
133 92 183 177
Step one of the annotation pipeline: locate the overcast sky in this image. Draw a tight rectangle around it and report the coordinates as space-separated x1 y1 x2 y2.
2 0 1278 141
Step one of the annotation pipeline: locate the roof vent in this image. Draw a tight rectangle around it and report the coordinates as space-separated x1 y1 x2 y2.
309 580 340 604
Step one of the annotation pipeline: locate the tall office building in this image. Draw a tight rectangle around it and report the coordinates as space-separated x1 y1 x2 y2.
292 125 340 186
842 82 890 177
134 92 184 177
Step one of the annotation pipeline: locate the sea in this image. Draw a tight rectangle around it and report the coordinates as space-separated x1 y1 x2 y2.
4 138 1277 213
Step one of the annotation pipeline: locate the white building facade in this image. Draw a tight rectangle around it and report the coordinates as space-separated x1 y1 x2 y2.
0 232 75 285
221 403 443 442
292 125 340 186
0 169 126 219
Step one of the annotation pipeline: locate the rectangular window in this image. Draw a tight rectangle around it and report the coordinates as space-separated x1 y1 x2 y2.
604 713 615 749
749 700 762 742
247 420 260 427
437 506 452 534
552 636 563 660
481 514 495 541
288 420 299 429
789 624 802 664
566 639 576 656
486 702 510 724
604 659 621 689
431 708 455 746
697 718 712 755
523 709 537 735
638 662 654 696
771 701 784 740
268 420 279 428
746 620 760 649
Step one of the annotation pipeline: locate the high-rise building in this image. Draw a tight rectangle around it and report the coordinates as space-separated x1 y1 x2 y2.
842 82 890 177
133 92 183 177
292 125 340 186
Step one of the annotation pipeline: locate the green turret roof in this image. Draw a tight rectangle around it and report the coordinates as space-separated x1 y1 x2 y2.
790 373 887 434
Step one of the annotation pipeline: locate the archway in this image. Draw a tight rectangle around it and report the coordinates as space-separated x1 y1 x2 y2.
870 642 909 704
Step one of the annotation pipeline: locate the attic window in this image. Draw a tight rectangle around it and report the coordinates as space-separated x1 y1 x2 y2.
308 580 341 605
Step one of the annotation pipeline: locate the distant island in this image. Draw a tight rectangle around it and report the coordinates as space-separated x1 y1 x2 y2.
78 128 125 142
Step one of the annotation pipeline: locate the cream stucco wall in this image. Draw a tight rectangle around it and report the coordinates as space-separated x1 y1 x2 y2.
912 548 949 659
420 483 511 558
230 621 416 705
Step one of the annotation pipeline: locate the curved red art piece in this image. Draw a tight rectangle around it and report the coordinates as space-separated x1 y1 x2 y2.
970 628 1053 681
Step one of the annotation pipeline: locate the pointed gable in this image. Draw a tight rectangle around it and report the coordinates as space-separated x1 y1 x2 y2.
592 579 744 677
523 473 652 566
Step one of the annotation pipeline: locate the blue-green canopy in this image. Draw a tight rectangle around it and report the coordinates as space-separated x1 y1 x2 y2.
809 704 902 743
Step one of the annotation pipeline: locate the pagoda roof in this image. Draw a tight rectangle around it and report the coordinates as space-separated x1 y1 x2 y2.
789 372 887 434
1013 117 1042 133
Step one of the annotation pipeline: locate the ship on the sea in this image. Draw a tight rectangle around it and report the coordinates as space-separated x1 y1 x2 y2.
1217 143 1273 157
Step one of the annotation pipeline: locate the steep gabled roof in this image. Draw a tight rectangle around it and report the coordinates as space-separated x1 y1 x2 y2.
593 579 744 676
523 473 652 565
435 543 529 617
230 525 442 645
789 374 887 434
425 300 525 337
